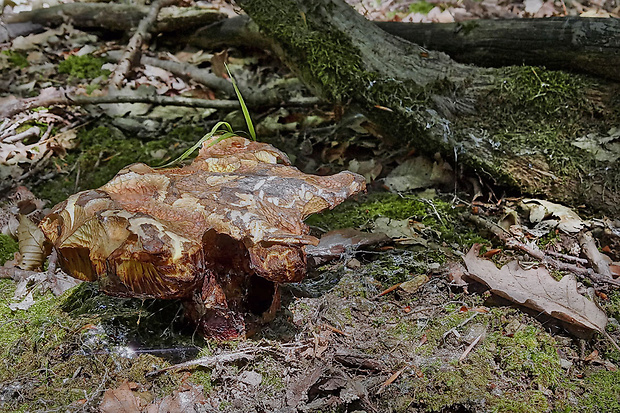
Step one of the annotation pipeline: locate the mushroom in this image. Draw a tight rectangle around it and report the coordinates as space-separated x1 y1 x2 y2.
39 136 365 339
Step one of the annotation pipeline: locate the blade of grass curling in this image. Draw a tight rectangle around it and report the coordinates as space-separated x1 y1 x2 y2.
157 121 234 168
226 63 256 141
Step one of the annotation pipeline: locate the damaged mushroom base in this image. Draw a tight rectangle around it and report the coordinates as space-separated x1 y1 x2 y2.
53 229 297 340
184 272 281 341
189 230 296 340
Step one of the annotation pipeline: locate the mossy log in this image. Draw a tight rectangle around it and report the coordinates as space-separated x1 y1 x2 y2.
4 3 225 33
192 15 620 82
236 0 620 214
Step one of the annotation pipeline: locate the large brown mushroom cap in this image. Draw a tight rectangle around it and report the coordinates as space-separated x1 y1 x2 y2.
39 135 365 338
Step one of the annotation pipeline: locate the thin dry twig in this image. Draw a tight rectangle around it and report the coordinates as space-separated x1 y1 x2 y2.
465 213 620 288
377 366 406 394
0 87 321 118
459 334 483 362
109 0 178 88
146 348 260 376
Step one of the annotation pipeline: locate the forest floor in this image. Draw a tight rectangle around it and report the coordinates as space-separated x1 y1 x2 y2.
1 0 620 412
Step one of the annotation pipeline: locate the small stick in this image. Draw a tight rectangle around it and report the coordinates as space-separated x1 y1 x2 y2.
546 250 588 265
465 213 620 287
322 323 349 336
377 366 406 394
146 348 259 376
373 282 402 299
459 334 483 362
0 87 321 118
109 0 178 88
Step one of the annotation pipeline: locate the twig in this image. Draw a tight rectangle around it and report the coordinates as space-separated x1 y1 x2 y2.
459 334 483 362
377 366 406 394
109 0 178 89
146 348 259 376
465 213 620 288
603 329 620 353
579 231 613 278
0 87 321 118
546 250 588 265
106 50 236 96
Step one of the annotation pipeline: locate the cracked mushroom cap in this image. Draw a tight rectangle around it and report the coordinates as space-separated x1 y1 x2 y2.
39 136 365 299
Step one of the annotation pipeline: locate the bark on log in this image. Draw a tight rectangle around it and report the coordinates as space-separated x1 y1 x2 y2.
376 17 620 82
3 3 225 33
191 15 620 82
235 0 620 214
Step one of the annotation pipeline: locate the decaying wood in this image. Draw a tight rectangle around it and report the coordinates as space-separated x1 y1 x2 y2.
190 15 620 82
579 231 614 278
109 0 177 88
236 0 620 215
147 349 259 375
376 17 620 82
3 3 224 33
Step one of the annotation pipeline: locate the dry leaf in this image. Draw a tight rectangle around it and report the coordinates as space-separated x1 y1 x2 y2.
144 383 206 413
306 228 389 266
399 274 429 293
100 382 145 413
521 199 585 233
464 244 607 332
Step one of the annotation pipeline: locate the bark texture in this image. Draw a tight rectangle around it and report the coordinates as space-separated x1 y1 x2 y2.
4 3 224 33
236 0 620 214
377 17 620 81
192 15 620 81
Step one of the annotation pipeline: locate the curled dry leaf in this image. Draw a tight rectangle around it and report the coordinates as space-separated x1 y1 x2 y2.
521 198 585 234
39 135 365 339
464 244 607 333
17 215 47 270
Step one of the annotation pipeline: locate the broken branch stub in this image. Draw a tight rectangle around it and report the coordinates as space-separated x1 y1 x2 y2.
39 136 365 339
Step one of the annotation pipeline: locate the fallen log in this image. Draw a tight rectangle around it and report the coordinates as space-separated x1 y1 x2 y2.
190 15 620 82
234 0 620 214
3 3 225 33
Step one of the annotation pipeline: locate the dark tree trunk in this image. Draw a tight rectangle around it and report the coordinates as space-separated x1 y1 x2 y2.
377 17 620 81
235 0 620 214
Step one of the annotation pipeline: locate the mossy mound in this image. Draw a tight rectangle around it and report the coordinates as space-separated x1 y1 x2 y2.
0 234 19 265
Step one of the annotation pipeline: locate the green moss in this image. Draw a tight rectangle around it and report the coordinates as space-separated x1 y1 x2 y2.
1 50 28 68
382 304 573 412
602 291 620 322
579 370 620 412
33 124 204 205
501 67 584 117
363 249 443 286
414 352 493 411
58 54 110 79
409 1 435 14
0 234 19 265
458 65 620 200
489 391 550 413
307 192 488 249
0 279 187 411
190 369 213 393
488 325 562 388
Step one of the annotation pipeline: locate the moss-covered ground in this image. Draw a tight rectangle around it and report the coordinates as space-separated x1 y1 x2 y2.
1 189 619 411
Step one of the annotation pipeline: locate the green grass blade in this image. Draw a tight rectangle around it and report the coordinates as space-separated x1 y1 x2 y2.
226 63 256 141
156 121 233 168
